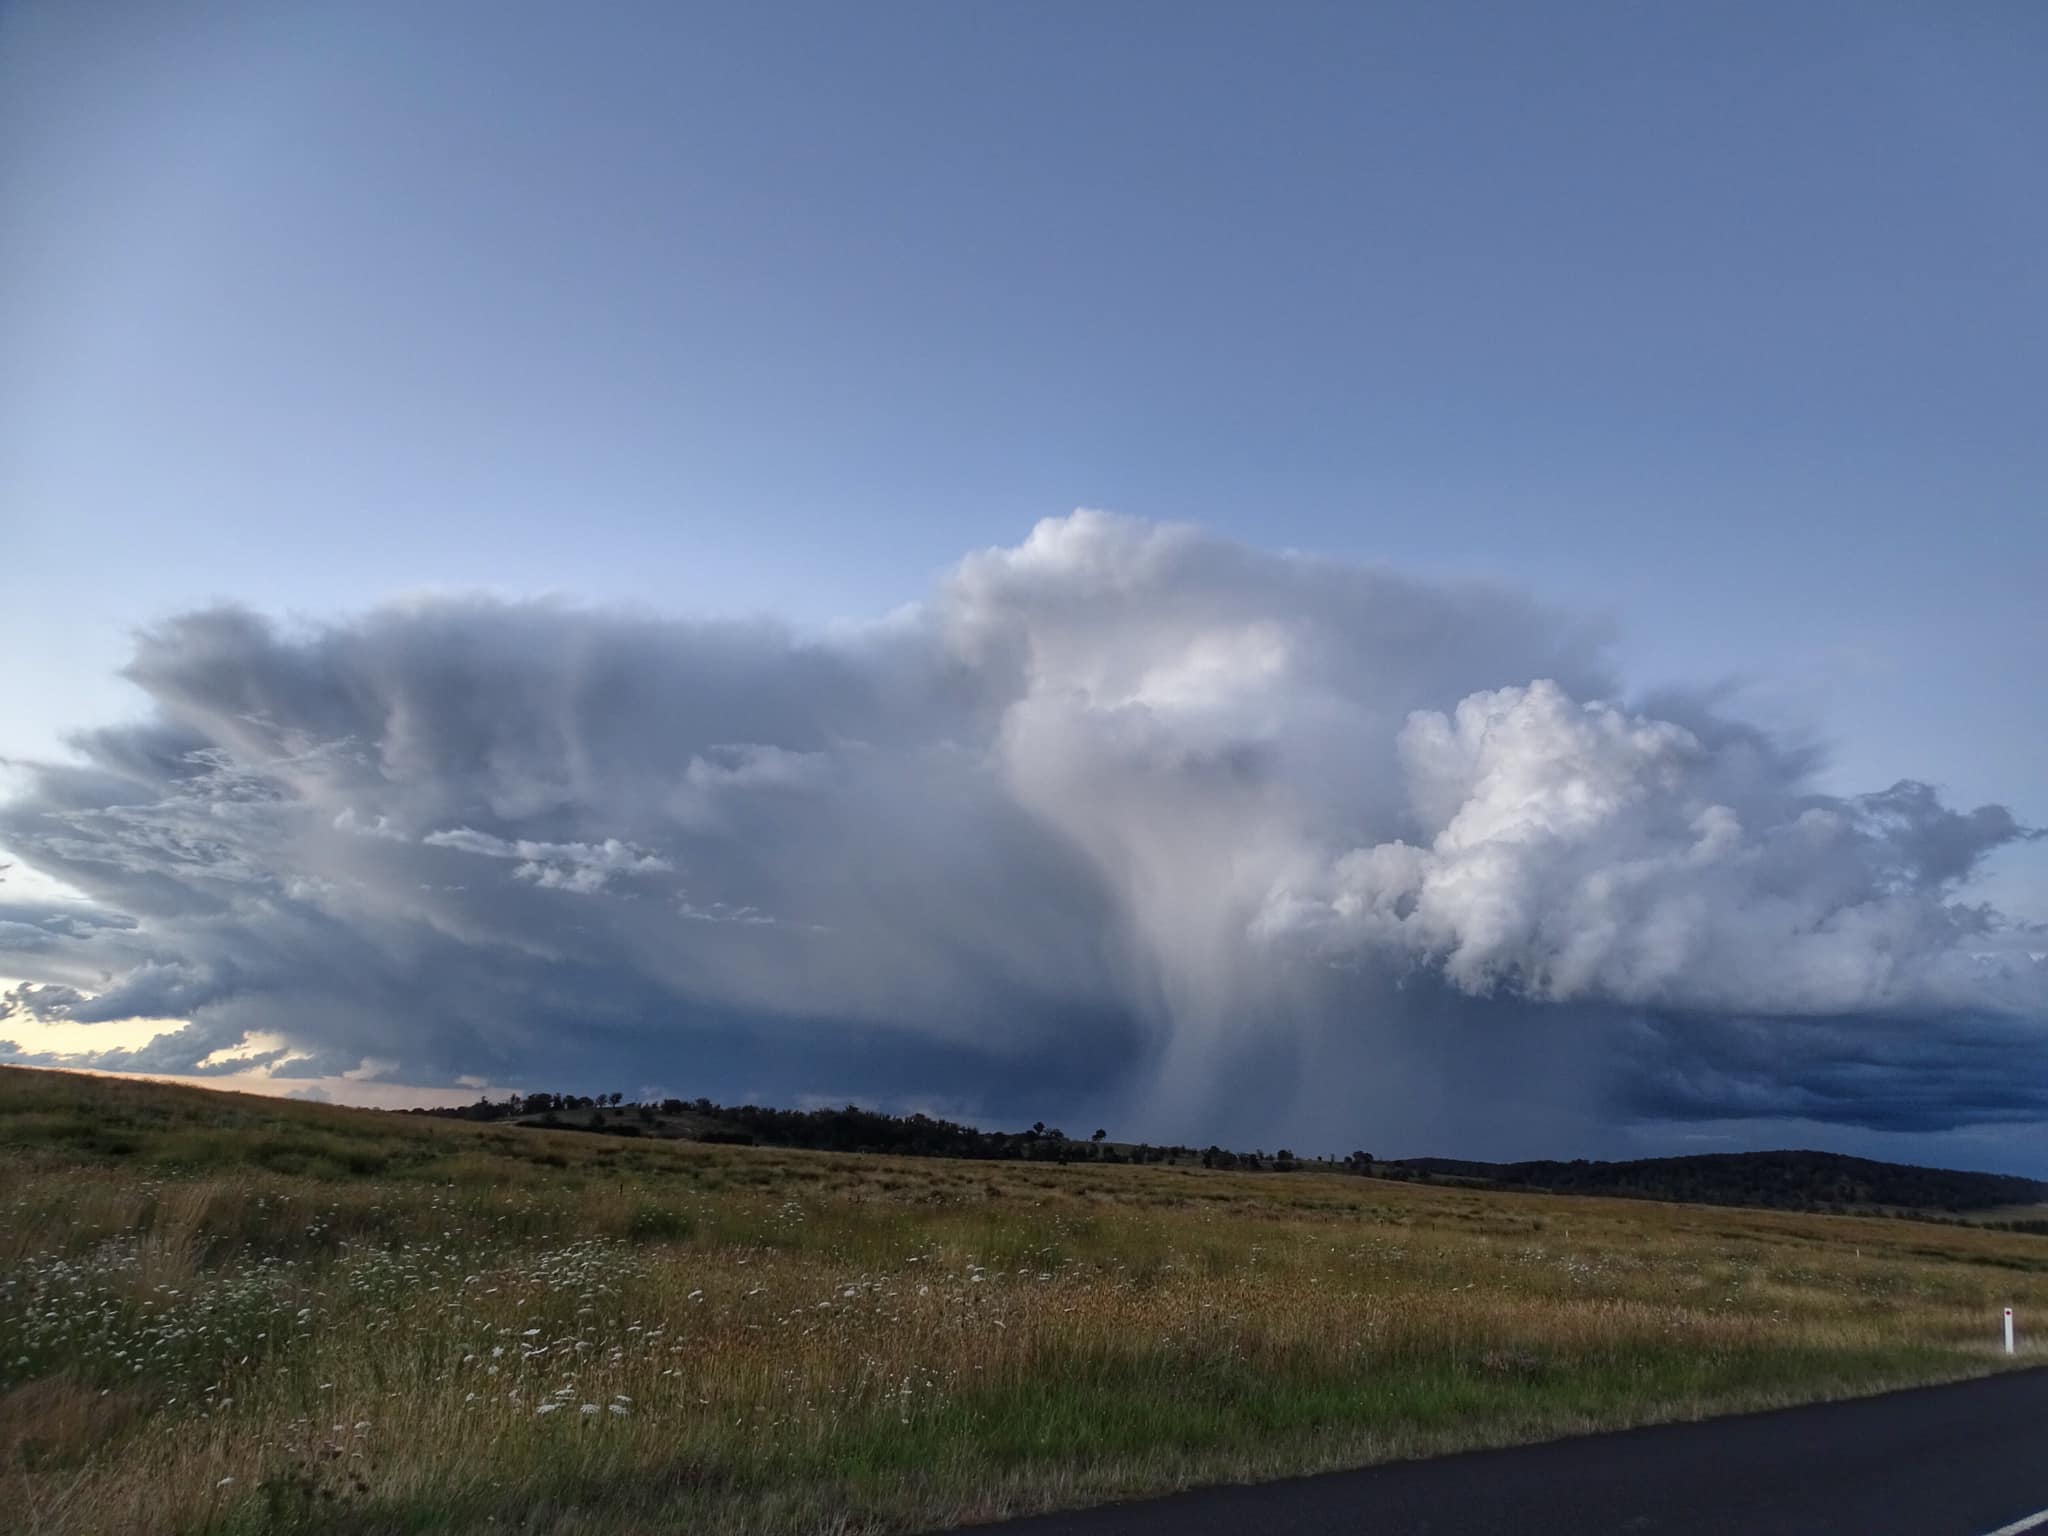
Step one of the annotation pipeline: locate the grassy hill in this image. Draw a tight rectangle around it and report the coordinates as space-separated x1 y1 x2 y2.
4 1064 2046 1535
420 1091 2048 1221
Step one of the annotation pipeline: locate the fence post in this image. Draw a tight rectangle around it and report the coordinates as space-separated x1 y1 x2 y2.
2006 1306 2015 1356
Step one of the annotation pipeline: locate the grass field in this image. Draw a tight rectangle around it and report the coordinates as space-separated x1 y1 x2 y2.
4 1066 2045 1534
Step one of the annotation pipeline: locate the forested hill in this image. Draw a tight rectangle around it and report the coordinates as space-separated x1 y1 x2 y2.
1386 1150 2048 1214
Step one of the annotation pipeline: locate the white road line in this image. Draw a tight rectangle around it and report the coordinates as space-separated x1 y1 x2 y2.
1982 1510 2048 1536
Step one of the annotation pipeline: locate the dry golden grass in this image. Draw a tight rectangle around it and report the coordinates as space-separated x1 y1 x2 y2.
3 1066 2045 1534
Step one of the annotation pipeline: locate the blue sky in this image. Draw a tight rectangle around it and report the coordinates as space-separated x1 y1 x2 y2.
2 3 2044 1162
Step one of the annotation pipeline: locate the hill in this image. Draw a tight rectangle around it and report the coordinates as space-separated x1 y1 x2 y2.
413 1088 2047 1221
4 1064 2047 1536
1386 1151 2048 1217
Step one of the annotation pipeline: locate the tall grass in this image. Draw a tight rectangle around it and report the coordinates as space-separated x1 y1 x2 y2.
3 1067 2044 1534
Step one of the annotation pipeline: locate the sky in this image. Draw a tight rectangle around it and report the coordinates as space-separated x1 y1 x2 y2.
2 3 2044 1167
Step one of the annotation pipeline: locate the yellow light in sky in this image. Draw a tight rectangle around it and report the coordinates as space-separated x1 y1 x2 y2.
0 978 178 1056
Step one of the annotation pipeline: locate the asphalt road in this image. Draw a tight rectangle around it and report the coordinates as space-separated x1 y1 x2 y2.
973 1367 2048 1536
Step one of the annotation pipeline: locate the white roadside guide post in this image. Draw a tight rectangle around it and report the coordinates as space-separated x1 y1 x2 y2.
2006 1306 2015 1355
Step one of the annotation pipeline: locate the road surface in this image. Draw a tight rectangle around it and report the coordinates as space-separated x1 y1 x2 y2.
973 1367 2048 1535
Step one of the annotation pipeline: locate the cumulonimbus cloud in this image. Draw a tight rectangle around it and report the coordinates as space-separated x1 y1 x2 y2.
0 512 2039 1148
1254 679 2039 1016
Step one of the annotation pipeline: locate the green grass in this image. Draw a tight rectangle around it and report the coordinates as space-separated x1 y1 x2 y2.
3 1065 2045 1535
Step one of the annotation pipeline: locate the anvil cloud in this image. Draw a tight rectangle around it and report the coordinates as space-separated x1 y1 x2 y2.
2 514 2041 1154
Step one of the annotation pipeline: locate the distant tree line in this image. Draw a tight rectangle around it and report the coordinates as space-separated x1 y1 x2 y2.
411 1093 1380 1173
409 1095 2047 1219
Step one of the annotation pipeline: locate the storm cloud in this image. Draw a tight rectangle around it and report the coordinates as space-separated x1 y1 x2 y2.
1 513 2040 1151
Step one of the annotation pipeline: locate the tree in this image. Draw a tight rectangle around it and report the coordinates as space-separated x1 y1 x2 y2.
1092 1128 1106 1144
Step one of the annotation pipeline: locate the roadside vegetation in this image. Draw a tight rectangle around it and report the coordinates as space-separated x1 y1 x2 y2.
5 1065 2045 1535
